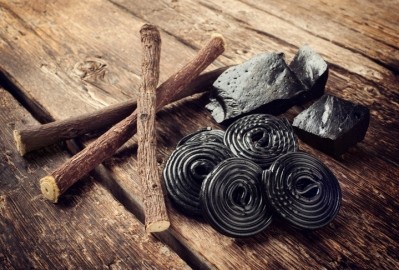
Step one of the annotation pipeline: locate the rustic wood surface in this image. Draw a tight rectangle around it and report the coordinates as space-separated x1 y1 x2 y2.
0 0 398 269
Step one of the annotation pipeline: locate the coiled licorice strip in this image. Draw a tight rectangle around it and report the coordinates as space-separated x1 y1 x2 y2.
224 114 298 169
177 127 225 147
163 142 232 216
263 152 341 230
200 158 273 237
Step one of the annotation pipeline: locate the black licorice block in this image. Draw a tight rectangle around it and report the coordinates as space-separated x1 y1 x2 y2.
292 94 370 156
206 52 305 123
206 47 328 123
289 45 328 102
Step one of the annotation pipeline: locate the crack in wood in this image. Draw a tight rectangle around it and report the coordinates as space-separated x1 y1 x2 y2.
196 0 398 81
0 69 54 124
108 0 200 52
237 0 399 75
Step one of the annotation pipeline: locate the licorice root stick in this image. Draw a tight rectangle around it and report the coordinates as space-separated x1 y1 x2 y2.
40 33 226 203
137 25 170 232
14 67 228 156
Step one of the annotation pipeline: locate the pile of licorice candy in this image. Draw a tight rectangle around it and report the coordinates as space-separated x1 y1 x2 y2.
163 114 341 238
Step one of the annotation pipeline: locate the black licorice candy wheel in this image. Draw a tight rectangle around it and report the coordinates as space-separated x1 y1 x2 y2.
163 142 232 216
200 157 273 238
224 114 298 169
177 127 225 147
263 152 341 230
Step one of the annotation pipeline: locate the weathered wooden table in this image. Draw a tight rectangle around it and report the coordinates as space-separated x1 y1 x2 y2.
1 0 398 269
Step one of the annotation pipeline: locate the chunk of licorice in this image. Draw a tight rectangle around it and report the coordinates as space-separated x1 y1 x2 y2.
177 127 225 147
200 158 273 238
292 94 370 156
224 114 298 169
163 142 232 216
289 45 328 102
206 52 305 123
263 152 341 230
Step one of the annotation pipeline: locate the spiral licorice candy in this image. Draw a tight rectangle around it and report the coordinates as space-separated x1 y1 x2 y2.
224 114 298 169
200 158 273 237
163 142 232 216
177 127 225 147
263 152 341 230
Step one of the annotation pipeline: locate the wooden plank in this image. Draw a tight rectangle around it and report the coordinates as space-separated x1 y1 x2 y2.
0 87 190 269
239 0 399 73
1 0 399 269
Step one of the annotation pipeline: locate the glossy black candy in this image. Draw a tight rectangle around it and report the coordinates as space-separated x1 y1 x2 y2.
163 142 232 216
263 152 341 230
177 127 225 147
200 158 273 238
292 94 370 156
206 52 305 123
224 114 298 169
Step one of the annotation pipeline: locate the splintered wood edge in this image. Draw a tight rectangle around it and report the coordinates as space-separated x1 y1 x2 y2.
13 130 27 156
146 220 171 233
40 176 60 203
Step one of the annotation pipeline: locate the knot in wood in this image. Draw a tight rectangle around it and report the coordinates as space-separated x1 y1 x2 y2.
74 57 108 81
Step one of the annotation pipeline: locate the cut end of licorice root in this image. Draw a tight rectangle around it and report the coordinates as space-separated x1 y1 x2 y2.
40 176 60 203
13 130 27 156
145 220 170 233
211 33 227 50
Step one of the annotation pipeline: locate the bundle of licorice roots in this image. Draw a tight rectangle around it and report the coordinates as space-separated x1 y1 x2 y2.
163 114 342 238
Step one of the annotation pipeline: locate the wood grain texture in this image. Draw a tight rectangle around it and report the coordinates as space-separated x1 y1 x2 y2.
239 0 399 74
0 0 398 269
0 87 189 269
